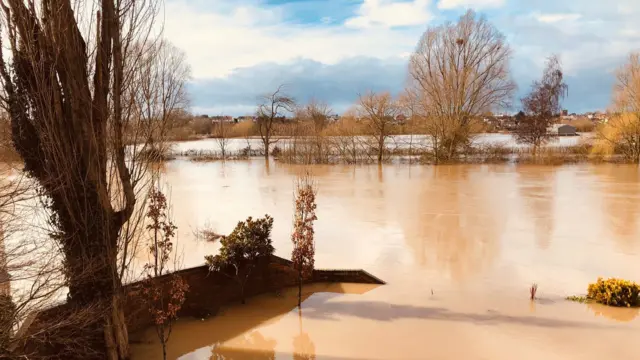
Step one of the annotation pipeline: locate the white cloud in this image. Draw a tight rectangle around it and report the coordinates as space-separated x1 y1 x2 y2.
437 0 505 10
535 13 582 23
162 0 424 79
157 0 640 113
344 0 432 29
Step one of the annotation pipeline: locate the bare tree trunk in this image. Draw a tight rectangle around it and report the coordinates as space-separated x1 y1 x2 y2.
298 271 302 308
161 335 167 360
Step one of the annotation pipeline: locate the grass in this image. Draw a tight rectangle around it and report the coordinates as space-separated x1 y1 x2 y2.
566 295 590 304
176 147 262 162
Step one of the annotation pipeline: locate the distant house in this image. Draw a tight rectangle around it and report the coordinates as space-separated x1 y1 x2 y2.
327 114 340 123
394 114 407 124
550 124 577 136
210 115 234 123
235 115 256 123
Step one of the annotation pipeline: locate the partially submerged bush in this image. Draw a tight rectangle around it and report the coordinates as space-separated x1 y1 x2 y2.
205 215 275 303
587 277 640 307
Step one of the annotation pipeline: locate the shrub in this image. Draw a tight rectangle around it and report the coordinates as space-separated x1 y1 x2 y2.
587 277 640 307
205 215 275 303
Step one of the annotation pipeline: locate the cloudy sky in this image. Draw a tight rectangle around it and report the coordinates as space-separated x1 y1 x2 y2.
162 0 640 116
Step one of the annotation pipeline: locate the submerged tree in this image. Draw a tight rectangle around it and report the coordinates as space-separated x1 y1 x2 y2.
594 53 640 162
0 0 178 357
257 85 296 159
515 55 568 155
408 10 516 162
141 188 188 360
356 91 399 164
291 174 317 308
213 119 231 160
205 215 275 304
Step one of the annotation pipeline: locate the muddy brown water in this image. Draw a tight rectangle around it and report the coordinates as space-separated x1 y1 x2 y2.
132 159 640 359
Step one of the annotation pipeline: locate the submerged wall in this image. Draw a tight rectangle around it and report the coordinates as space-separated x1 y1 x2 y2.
16 255 383 357
125 255 384 333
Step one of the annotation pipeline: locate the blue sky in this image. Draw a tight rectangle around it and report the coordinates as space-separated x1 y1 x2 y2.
163 0 640 115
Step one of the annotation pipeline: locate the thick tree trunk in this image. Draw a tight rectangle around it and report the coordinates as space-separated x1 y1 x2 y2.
52 184 129 360
103 295 129 360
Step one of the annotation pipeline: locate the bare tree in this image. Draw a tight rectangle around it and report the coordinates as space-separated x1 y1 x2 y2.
298 99 332 163
397 89 421 161
0 0 171 358
302 99 332 135
257 85 296 159
356 91 399 164
213 120 231 159
594 53 640 162
326 108 371 164
408 10 516 162
291 173 317 308
132 39 192 160
515 55 568 155
0 172 67 357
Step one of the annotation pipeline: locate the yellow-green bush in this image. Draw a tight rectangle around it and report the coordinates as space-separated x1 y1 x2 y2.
587 277 640 307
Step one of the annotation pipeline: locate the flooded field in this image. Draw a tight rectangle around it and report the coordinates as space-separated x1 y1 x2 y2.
169 133 590 155
133 157 640 359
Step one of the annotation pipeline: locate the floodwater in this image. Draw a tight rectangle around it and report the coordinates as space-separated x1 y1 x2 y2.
133 155 640 359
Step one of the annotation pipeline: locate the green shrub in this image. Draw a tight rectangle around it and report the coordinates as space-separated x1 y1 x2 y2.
587 277 640 307
205 215 275 303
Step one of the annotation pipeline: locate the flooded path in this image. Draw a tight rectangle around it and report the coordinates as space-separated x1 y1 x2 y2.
133 159 640 359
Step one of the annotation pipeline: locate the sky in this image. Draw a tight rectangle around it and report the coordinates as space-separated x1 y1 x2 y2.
161 0 640 116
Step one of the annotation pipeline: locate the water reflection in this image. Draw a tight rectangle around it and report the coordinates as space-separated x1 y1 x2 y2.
587 302 640 323
210 331 277 360
293 309 316 360
517 167 556 250
399 165 504 281
591 165 640 252
132 283 378 360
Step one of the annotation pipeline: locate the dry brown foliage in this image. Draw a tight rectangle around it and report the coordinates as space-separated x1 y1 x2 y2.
408 10 516 162
356 91 399 164
594 53 640 163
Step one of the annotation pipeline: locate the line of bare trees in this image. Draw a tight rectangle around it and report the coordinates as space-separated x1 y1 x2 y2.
258 10 516 165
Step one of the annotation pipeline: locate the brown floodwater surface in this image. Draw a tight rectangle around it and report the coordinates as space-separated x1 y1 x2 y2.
133 159 640 359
